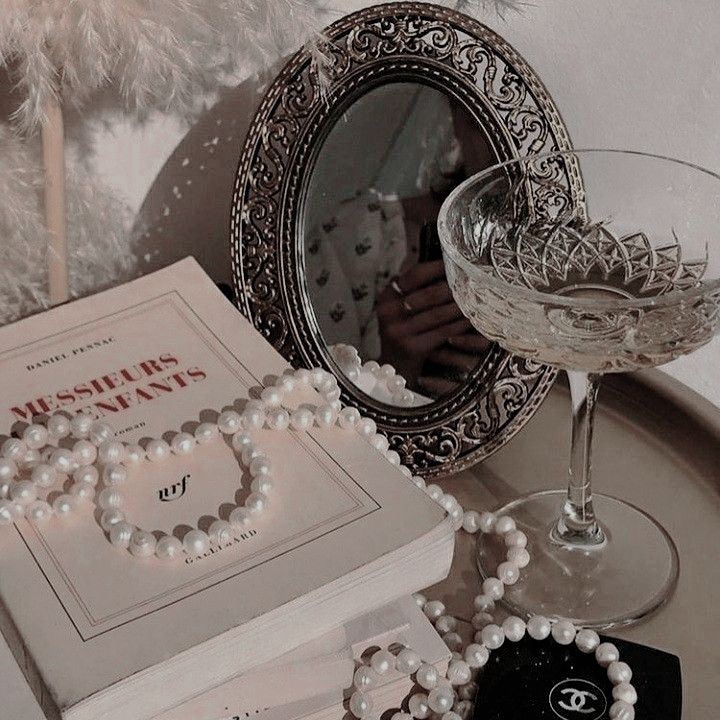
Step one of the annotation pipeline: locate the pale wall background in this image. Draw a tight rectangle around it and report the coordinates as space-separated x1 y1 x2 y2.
88 0 720 406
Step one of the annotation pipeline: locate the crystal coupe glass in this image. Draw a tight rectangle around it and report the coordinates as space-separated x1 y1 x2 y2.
437 150 720 628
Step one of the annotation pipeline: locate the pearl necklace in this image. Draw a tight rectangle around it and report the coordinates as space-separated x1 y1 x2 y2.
0 366 637 718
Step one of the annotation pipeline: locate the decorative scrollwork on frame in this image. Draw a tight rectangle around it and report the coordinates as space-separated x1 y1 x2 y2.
230 2 583 476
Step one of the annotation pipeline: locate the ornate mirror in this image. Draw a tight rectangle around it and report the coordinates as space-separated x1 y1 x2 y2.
231 2 582 475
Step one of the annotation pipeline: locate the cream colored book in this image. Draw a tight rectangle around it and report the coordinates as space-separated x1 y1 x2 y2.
0 259 454 720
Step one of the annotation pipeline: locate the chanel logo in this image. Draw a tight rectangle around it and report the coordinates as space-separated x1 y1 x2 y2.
549 678 607 720
158 474 189 502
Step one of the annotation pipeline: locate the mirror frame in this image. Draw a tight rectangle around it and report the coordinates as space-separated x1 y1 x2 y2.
230 1 583 476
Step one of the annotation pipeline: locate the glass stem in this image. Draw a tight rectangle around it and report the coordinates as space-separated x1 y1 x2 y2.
552 370 606 547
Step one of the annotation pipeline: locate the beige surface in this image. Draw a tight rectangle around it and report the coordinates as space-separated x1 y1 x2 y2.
429 372 720 720
4 372 718 718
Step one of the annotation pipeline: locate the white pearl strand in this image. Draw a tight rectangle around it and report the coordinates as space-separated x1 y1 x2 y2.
0 367 637 718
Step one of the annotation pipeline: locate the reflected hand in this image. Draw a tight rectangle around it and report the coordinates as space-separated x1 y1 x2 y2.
376 260 471 386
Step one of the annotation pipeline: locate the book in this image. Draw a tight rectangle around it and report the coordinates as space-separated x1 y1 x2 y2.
0 259 454 720
160 595 450 720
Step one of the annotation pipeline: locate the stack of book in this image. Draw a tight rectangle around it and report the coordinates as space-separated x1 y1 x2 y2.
0 259 455 720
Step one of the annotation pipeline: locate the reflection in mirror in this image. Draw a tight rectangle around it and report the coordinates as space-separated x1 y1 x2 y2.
304 82 496 407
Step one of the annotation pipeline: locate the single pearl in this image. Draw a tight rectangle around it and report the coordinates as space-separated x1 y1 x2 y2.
478 511 496 533
146 439 171 462
370 648 394 675
129 530 157 558
314 404 337 428
395 389 415 406
73 440 97 466
370 434 390 454
27 500 52 522
427 686 455 714
249 455 272 477
0 499 16 525
502 616 527 642
349 691 373 719
446 659 472 686
103 463 128 485
527 615 552 640
481 624 505 650
260 386 283 407
464 643 489 669
612 683 637 705
156 535 183 560
10 480 37 505
47 414 72 439
19 447 41 469
387 375 406 393
2 438 27 462
126 445 146 463
231 432 254 452
364 360 380 374
416 662 439 690
412 475 426 490
290 407 314 431
435 615 457 634
250 476 272 494
88 421 114 445
100 509 125 531
426 484 443 501
412 592 427 609
462 510 481 533
575 628 600 654
385 449 401 465
497 561 521 585
482 577 505 600
443 632 463 651
504 529 528 548
609 700 635 720
275 374 296 394
241 446 262 465
471 611 493 630
0 457 17 482
608 661 633 685
98 487 123 510
506 547 531 568
195 422 219 444
266 407 290 430
293 368 312 385
423 599 445 621
229 506 252 531
596 642 620 667
494 515 516 534
245 491 268 514
353 665 378 690
310 367 327 388
338 406 361 429
22 424 49 449
242 404 265 429
408 693 431 720
70 481 95 502
396 647 422 674
31 463 58 488
52 494 76 517
98 440 125 465
183 529 210 556
171 432 195 455
439 493 458 512
209 519 233 544
109 521 134 547
50 448 75 474
473 594 495 613
377 363 395 380
217 410 243 435
355 417 376 439
70 413 94 438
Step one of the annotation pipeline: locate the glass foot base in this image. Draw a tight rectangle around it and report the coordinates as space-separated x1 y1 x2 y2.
477 490 679 630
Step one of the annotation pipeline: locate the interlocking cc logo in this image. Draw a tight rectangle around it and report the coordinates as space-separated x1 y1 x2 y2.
549 678 607 720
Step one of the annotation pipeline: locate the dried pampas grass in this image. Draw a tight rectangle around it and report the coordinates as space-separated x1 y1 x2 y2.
0 125 136 325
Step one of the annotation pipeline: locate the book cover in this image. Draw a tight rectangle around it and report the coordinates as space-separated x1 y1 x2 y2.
0 259 452 720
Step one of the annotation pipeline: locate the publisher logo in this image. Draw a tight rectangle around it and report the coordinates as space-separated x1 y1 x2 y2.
158 474 189 502
549 678 607 720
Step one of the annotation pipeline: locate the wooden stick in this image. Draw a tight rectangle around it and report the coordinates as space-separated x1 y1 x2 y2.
41 96 69 305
